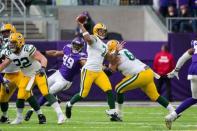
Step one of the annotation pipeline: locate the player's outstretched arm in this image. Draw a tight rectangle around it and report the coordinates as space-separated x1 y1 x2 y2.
32 50 47 68
175 48 194 71
76 17 93 45
168 48 194 79
0 58 11 72
44 50 64 57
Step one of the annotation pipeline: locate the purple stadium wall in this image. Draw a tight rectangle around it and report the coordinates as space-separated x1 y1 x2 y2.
10 33 196 101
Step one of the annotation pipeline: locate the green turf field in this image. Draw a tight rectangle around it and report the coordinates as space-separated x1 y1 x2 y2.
1 104 197 131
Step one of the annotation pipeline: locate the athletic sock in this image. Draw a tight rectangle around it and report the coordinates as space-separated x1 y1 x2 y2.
67 101 72 107
176 97 197 114
27 96 40 112
16 108 23 118
117 93 124 104
0 102 8 117
106 90 115 109
16 99 25 118
35 110 43 115
70 93 83 105
167 104 175 113
44 94 57 106
51 102 63 115
156 96 169 108
2 112 8 117
117 103 123 111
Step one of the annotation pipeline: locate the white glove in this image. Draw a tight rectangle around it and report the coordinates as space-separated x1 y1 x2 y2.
167 69 179 79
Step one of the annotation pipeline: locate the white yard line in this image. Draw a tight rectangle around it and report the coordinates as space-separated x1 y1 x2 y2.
8 101 197 107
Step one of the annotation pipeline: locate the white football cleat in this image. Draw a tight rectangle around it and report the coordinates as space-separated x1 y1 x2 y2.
106 109 122 122
11 116 23 125
106 109 117 115
165 112 178 129
57 114 66 124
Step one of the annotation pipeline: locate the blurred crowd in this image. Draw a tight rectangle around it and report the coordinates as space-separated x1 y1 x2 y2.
21 0 197 33
154 0 197 32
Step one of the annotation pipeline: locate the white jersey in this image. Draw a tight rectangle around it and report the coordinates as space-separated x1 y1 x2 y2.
83 35 107 71
117 49 147 76
0 39 20 73
6 44 41 77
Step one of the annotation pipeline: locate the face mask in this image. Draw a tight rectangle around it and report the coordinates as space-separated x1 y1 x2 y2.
9 42 17 52
72 49 79 53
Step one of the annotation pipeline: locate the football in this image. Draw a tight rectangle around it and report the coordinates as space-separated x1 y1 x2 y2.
76 14 87 24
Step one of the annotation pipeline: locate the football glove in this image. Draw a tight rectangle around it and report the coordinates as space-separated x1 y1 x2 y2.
37 67 46 76
104 68 113 76
167 69 179 80
2 78 10 94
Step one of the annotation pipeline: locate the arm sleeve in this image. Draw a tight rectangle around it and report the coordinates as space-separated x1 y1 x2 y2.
90 35 97 44
175 51 192 70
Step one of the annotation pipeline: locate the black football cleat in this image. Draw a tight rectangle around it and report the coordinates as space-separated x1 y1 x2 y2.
0 116 10 123
65 104 72 119
38 114 46 124
110 114 123 122
24 110 33 121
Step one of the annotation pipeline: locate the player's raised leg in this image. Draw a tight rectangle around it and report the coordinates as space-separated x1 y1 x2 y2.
35 73 65 124
66 68 94 119
0 82 16 123
94 71 121 121
165 79 197 129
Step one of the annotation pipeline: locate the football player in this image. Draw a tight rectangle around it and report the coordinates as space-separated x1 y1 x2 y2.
106 40 175 120
65 17 121 121
165 40 197 129
0 24 46 124
24 37 87 121
0 32 65 124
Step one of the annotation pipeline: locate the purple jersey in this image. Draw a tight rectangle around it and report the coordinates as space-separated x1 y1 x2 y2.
59 45 87 81
191 40 197 63
189 40 197 75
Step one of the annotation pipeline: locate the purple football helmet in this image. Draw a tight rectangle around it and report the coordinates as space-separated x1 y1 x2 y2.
71 37 85 53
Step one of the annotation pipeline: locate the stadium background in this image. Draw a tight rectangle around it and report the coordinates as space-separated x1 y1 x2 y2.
0 0 196 101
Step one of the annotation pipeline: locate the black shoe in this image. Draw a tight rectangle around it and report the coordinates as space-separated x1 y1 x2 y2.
24 110 33 121
65 104 72 119
0 116 10 123
38 114 46 124
110 113 122 122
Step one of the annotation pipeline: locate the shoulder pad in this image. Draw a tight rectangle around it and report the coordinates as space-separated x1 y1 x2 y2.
23 44 36 56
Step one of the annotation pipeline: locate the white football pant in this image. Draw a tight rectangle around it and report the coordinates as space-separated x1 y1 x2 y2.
48 70 72 94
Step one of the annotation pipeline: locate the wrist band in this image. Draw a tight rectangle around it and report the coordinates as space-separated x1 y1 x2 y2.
82 32 89 36
175 68 180 72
